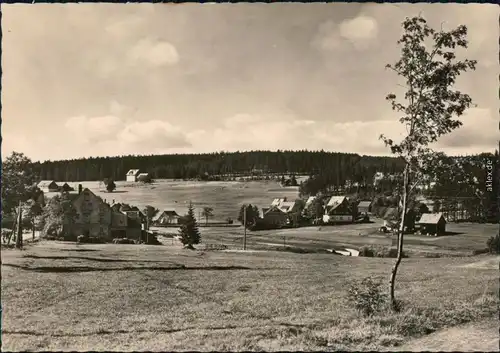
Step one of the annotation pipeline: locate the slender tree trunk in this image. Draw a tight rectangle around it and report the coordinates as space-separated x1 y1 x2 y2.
389 165 409 311
16 202 23 249
32 217 36 240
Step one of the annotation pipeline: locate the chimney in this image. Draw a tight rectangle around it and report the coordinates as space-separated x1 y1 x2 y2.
78 184 83 194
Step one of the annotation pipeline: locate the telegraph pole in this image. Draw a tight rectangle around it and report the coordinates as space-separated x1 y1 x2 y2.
243 206 247 250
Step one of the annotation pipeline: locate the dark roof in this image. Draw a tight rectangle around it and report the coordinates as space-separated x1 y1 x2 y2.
37 180 58 188
161 210 179 217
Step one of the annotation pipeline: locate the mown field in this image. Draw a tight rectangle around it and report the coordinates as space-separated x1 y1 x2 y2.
1 241 498 351
46 180 299 222
178 221 498 257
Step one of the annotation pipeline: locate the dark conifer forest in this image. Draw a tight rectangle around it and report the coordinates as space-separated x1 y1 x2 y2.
32 150 405 183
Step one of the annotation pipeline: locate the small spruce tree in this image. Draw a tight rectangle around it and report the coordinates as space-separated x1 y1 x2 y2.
179 202 201 249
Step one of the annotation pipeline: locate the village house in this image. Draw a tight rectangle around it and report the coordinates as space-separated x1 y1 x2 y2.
155 210 181 225
126 169 140 182
63 187 143 241
357 200 372 215
417 212 447 236
323 196 353 223
37 180 60 193
302 196 318 217
262 198 302 228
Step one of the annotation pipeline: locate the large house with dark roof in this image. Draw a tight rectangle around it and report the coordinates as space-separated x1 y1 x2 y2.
62 188 143 241
262 198 302 228
323 196 353 223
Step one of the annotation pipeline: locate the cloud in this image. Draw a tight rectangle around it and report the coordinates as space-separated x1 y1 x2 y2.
186 110 496 157
65 115 122 143
185 113 403 155
313 15 378 52
127 38 180 67
312 20 343 51
436 108 499 153
339 15 378 41
118 120 190 148
64 115 191 156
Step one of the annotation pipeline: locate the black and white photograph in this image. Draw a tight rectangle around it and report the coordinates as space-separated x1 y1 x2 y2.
1 2 499 352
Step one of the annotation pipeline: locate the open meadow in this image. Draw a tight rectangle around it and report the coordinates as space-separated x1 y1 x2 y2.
181 221 498 257
1 240 498 351
46 180 299 222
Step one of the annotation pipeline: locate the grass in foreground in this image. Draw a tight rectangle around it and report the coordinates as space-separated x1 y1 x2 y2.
1 241 498 351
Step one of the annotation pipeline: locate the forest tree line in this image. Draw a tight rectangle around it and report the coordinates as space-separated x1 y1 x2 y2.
32 150 405 184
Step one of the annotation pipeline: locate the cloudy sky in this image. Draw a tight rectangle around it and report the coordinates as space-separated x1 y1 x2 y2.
2 3 498 161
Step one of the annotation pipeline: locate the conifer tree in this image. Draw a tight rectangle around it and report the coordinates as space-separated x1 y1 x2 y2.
179 202 201 249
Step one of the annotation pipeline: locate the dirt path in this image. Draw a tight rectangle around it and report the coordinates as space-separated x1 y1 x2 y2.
395 318 499 352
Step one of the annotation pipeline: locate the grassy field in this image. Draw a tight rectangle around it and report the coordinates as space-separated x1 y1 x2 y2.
1 241 498 351
46 180 299 222
186 221 498 257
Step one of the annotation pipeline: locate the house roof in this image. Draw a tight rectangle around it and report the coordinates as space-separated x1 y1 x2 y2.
161 210 179 217
278 201 296 213
37 180 58 188
126 169 140 176
326 196 347 209
305 196 317 207
417 213 446 224
138 173 149 177
271 198 286 207
358 201 372 208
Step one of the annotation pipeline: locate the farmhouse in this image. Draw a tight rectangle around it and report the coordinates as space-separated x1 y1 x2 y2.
323 196 353 223
37 180 59 193
155 210 181 225
63 187 144 241
417 212 447 236
126 169 140 182
263 198 302 227
357 200 372 214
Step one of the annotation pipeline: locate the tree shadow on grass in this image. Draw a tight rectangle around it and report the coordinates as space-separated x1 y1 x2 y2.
443 231 465 236
3 263 267 273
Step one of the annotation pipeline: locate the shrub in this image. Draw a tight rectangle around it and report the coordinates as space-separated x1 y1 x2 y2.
358 245 407 258
346 277 388 317
486 233 500 254
472 248 490 256
359 245 376 257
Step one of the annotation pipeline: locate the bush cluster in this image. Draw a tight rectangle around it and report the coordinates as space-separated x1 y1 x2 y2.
486 233 500 254
359 245 407 258
346 277 388 317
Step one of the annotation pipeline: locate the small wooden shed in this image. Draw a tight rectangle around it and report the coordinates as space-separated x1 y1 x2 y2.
417 212 447 236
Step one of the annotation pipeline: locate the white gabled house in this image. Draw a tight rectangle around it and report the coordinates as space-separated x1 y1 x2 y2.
126 169 140 182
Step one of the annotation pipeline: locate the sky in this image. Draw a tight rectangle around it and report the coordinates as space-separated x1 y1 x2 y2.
2 3 498 162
